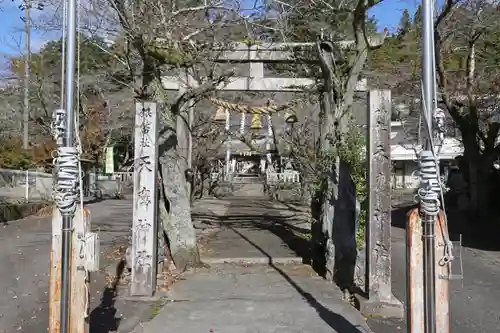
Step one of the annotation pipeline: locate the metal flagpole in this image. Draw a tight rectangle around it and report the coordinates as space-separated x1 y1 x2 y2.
420 0 437 332
59 0 77 329
23 0 31 150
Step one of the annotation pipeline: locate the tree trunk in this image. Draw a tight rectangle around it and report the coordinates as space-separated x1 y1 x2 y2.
177 107 191 196
158 155 200 271
136 40 201 271
315 39 365 286
316 41 340 281
152 79 200 272
318 88 337 280
462 134 489 214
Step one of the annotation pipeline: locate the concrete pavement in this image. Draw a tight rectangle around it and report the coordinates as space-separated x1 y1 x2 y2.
135 196 372 333
135 264 372 333
15 192 497 333
0 199 155 333
194 197 312 264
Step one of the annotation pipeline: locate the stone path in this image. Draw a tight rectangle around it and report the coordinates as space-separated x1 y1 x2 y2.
0 194 372 333
136 263 372 333
133 196 373 333
192 197 312 263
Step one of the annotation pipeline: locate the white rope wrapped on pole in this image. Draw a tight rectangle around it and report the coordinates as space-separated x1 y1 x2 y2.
52 146 80 215
417 151 440 217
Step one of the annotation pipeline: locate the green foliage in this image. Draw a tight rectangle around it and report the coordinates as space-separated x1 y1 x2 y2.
10 34 115 80
371 33 419 68
146 42 195 67
370 3 500 95
337 121 367 246
0 137 34 170
310 120 367 246
43 37 113 73
338 121 366 202
413 4 422 28
398 9 412 37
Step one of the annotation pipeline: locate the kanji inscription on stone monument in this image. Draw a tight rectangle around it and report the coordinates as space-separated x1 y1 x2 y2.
131 102 158 296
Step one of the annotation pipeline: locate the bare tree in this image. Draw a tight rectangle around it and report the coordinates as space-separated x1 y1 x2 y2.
284 0 386 285
432 0 500 212
189 102 226 200
5 35 135 168
100 0 266 270
366 0 500 213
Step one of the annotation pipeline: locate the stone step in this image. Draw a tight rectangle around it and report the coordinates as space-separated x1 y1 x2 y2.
232 183 264 197
231 176 263 184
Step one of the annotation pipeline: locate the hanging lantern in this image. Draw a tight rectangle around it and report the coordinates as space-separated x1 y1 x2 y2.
214 107 226 123
250 114 262 129
284 111 298 124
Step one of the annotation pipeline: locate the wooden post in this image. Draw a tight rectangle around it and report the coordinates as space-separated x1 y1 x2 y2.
49 205 91 333
240 110 245 135
131 101 159 296
407 208 450 333
70 205 91 333
49 207 62 333
362 89 404 318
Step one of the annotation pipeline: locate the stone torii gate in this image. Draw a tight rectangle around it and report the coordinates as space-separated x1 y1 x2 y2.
161 43 366 178
131 42 401 318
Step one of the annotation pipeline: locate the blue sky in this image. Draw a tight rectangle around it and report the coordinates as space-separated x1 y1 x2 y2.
0 0 419 62
370 0 419 32
0 0 60 68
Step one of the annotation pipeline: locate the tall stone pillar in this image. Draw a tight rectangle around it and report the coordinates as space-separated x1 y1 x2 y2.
131 101 159 296
224 109 231 180
361 90 403 318
266 115 273 171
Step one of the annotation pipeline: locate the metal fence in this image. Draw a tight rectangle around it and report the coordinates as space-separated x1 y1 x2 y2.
0 169 136 201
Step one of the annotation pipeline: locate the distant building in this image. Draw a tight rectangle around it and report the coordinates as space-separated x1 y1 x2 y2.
214 112 291 176
348 98 463 189
388 101 463 188
390 120 463 189
211 92 464 188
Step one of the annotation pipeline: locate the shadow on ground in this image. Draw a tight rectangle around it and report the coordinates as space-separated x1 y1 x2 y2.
229 226 367 333
193 197 365 314
88 260 125 333
193 197 359 287
192 210 313 264
276 200 311 213
391 202 500 252
84 197 106 205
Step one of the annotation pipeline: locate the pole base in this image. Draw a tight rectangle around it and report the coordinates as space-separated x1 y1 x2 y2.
358 293 404 319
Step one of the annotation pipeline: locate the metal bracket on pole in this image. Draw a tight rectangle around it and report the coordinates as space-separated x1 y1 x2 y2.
438 234 463 282
85 231 100 272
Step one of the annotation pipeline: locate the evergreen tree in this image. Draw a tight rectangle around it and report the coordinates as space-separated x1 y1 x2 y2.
398 9 411 36
413 4 422 28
